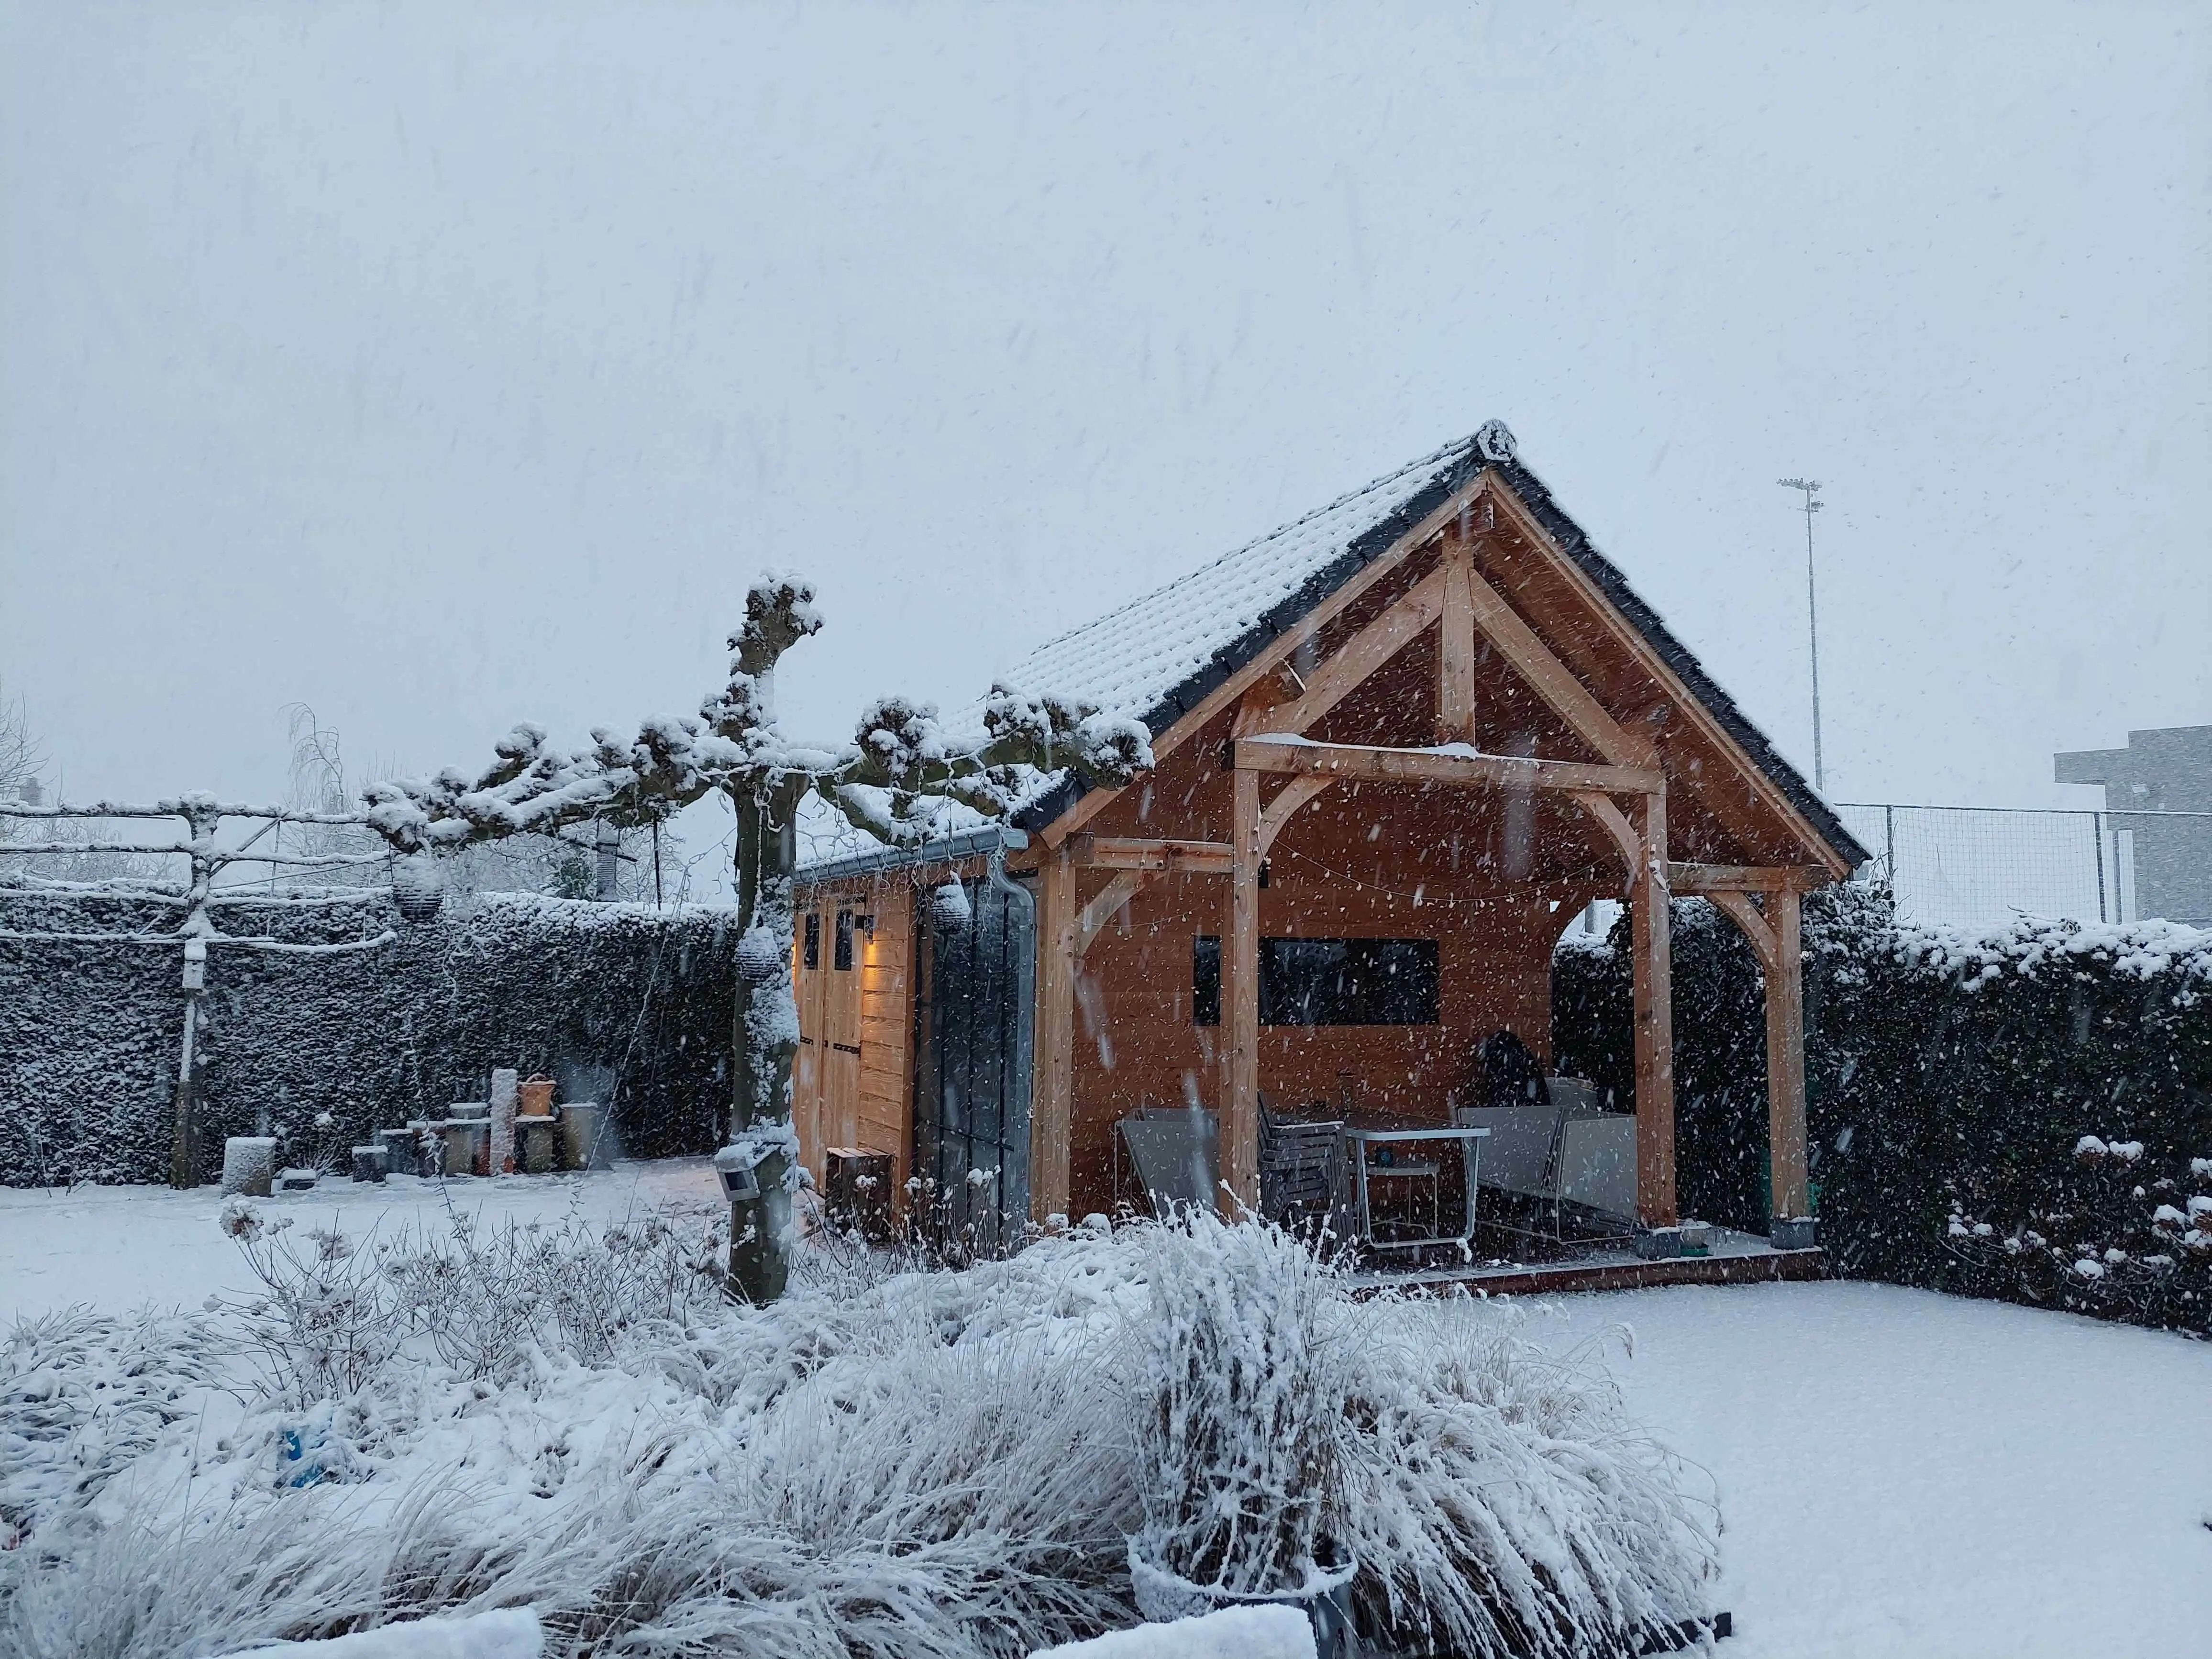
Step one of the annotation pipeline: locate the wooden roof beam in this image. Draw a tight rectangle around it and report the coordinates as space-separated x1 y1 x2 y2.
1707 890 1781 976
1669 862 1832 895
1075 867 1157 955
1042 477 1494 847
1069 834 1233 874
1234 736 1661 796
1256 774 1335 857
1570 788 1644 894
1460 551 1656 768
1481 480 1853 877
1232 568 1447 739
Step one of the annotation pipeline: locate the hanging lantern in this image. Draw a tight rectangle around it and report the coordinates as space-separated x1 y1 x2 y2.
734 922 785 987
391 852 445 923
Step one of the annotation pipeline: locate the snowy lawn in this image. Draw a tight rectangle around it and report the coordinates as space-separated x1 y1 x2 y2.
1 1162 2206 1657
1521 1283 2212 1658
0 1159 726 1323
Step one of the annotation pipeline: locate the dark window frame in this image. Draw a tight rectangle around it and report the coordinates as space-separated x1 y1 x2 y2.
802 912 821 971
1193 935 1439 1027
834 910 855 972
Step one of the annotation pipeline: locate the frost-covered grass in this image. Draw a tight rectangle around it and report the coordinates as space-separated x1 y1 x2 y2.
1 1197 1716 1659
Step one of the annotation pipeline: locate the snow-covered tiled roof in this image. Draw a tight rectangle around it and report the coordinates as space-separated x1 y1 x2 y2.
973 421 1870 871
996 432 1483 730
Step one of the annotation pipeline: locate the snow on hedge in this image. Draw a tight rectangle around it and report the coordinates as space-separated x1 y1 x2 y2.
1556 886 2212 1333
1884 912 2212 987
1 1209 1715 1659
0 885 737 1186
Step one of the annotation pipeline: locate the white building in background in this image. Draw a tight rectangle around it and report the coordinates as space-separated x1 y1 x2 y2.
2056 725 2212 925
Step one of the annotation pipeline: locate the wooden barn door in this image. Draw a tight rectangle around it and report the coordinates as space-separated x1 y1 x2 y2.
914 874 1034 1253
824 908 864 1166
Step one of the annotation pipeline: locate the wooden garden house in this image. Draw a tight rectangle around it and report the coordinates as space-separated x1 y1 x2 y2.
793 422 1869 1257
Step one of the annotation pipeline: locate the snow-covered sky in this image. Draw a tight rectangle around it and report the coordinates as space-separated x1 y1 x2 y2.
6 2 2207 838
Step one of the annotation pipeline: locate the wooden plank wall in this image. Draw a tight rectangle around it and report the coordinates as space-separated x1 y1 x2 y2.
791 879 915 1206
856 883 914 1202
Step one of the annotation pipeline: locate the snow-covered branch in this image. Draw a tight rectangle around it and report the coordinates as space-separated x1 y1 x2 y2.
361 577 1153 859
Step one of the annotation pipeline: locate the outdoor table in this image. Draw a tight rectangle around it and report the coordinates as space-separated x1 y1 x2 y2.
1343 1123 1490 1252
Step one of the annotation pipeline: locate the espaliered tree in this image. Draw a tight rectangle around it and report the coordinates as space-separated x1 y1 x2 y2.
363 575 1150 1302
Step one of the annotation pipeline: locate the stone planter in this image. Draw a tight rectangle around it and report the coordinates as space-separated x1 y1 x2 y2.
394 1122 441 1178
441 1118 489 1178
516 1115 558 1174
1770 1216 1818 1251
221 1136 278 1197
375 1127 421 1177
351 1144 388 1183
558 1101 609 1171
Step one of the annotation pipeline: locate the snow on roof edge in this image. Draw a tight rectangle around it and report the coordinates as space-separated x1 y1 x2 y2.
981 424 1866 872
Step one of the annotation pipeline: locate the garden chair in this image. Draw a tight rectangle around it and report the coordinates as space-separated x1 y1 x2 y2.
1452 1077 1635 1243
1114 1106 1218 1214
1258 1095 1347 1234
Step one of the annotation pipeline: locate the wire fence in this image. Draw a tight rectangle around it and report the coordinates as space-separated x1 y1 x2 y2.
1836 802 2212 929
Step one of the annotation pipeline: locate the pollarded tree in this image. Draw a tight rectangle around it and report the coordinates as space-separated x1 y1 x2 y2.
362 575 1149 1302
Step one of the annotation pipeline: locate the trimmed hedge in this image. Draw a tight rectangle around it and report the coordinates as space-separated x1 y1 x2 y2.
1553 888 2212 1335
0 887 736 1186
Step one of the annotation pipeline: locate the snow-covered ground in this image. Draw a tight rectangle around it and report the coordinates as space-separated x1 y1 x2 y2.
1526 1283 2212 1657
0 1160 726 1322
3 1161 2207 1658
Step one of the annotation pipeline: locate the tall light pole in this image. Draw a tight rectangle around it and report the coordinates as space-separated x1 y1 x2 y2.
1778 478 1826 793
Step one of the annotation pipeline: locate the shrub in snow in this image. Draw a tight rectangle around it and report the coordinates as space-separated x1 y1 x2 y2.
1946 1138 2212 1333
1555 888 2212 1335
0 885 739 1187
0 1307 229 1601
219 1205 731 1402
3 1216 1714 1659
1125 1213 1350 1618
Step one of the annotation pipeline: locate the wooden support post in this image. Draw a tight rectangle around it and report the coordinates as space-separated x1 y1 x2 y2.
1765 885 1810 1225
1222 764 1262 1217
1031 845 1077 1225
1631 791 1677 1228
1439 541 1477 741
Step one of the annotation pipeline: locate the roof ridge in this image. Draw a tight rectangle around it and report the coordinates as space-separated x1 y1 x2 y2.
1010 430 1480 670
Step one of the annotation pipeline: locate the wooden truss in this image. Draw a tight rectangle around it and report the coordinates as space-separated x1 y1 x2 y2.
1029 474 1834 1233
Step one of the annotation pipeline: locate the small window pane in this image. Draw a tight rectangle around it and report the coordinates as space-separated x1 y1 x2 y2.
834 910 854 971
802 913 820 970
1193 936 1220 1026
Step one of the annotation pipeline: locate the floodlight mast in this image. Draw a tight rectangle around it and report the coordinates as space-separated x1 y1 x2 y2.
1778 477 1826 793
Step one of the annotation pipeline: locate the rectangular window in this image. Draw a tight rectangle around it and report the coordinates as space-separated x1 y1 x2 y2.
802 913 820 971
834 910 855 971
1193 936 1439 1027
